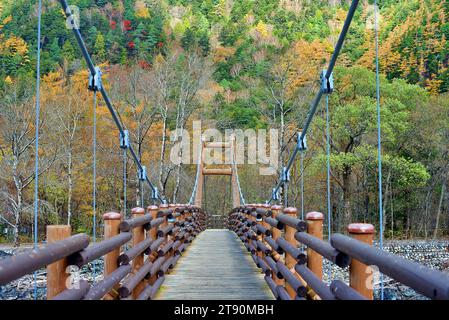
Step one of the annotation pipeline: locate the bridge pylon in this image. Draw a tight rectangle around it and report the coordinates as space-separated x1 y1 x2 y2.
194 135 241 209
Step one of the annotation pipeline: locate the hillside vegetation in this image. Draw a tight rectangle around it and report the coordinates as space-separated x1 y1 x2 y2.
0 0 448 245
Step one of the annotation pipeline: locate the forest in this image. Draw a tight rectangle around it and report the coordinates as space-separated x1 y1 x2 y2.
0 0 448 246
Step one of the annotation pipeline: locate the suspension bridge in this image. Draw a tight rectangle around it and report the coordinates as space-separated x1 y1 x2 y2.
0 0 449 300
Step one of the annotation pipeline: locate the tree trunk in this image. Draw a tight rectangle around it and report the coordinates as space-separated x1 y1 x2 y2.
342 166 352 226
159 114 167 194
433 181 446 239
173 163 181 203
12 157 22 247
381 169 392 239
136 128 142 207
279 105 285 170
406 213 410 239
390 186 394 239
423 186 433 239
14 188 23 247
67 144 73 225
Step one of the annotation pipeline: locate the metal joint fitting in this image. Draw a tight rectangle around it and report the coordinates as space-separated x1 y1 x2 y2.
138 166 147 181
120 130 130 149
321 69 334 94
88 66 102 91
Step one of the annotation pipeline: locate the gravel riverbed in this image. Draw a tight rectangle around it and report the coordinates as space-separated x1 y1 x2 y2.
1 240 448 300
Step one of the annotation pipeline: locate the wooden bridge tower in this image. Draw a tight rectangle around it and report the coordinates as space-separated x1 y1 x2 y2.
194 135 241 210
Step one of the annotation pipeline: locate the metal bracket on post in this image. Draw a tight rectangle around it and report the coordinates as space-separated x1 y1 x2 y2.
152 187 158 200
120 130 130 149
321 69 334 94
138 166 147 181
282 167 290 183
297 132 308 151
88 66 102 91
272 188 280 201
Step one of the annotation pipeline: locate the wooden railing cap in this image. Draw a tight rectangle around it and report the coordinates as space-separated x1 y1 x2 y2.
347 223 375 234
271 205 282 210
131 207 145 215
283 207 298 214
103 212 122 220
159 204 169 209
306 211 324 221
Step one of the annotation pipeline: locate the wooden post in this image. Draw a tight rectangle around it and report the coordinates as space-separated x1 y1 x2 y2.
306 212 324 280
159 203 169 230
260 204 271 260
147 205 159 282
270 205 284 286
102 211 122 300
47 225 71 299
169 203 178 258
103 212 122 277
147 205 159 241
348 223 375 300
254 204 264 262
283 207 298 298
131 207 145 298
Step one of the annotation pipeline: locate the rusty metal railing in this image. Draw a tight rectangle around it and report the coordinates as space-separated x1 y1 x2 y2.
227 204 449 300
0 204 206 300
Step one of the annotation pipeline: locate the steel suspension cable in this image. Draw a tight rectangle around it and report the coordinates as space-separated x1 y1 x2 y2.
266 0 360 203
58 0 164 203
32 0 43 301
325 95 332 242
300 151 304 220
374 0 384 300
123 149 127 218
232 144 246 205
140 178 144 208
92 90 98 282
325 94 333 281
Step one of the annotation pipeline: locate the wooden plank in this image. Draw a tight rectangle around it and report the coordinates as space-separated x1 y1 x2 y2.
155 230 274 300
202 168 232 176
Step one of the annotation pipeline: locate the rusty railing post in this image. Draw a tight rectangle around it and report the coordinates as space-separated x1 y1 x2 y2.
283 207 300 298
102 211 122 299
131 207 146 298
348 223 375 300
306 212 324 280
103 212 122 276
47 225 72 299
147 205 159 241
271 205 284 287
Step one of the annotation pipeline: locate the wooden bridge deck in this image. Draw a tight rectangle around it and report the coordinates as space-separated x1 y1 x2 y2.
155 229 274 300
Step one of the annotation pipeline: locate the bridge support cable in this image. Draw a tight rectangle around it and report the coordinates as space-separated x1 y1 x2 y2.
374 0 384 300
58 0 164 203
120 130 130 218
325 94 333 280
300 152 304 220
91 89 98 282
32 0 43 301
138 166 147 208
189 136 203 205
231 138 246 206
282 167 290 207
123 151 127 216
266 0 360 204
